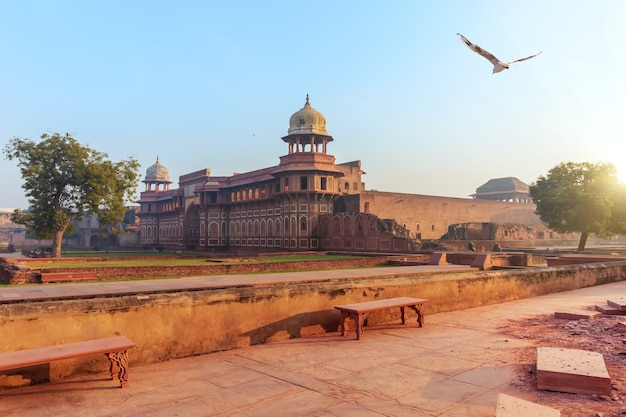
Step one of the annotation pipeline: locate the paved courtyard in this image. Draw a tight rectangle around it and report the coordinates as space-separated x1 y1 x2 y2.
2 279 625 416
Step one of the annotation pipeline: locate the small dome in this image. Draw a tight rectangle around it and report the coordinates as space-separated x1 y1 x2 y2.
145 157 171 183
288 95 328 135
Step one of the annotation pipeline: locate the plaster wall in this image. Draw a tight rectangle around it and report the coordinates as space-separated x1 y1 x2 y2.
2 261 626 388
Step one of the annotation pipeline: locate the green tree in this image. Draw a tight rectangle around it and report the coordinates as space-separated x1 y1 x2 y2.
4 133 141 258
529 161 626 251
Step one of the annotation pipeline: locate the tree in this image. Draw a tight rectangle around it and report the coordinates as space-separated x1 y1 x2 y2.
529 161 626 251
4 133 141 258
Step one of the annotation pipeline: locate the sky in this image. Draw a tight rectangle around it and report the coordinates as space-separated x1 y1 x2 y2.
1 1 625 209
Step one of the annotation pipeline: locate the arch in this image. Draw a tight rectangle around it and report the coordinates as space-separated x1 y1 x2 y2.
310 215 318 236
343 215 353 236
320 216 331 236
300 216 308 234
186 205 201 244
355 214 365 236
332 215 341 235
290 216 297 237
208 222 219 237
274 218 282 237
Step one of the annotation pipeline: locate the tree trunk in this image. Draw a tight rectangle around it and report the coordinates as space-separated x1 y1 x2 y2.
52 229 65 258
577 231 589 251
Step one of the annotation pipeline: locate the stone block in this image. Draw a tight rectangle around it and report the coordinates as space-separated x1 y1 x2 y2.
554 310 601 320
495 393 560 416
607 298 626 311
616 321 626 333
429 252 447 265
595 304 626 315
471 253 492 270
536 346 611 395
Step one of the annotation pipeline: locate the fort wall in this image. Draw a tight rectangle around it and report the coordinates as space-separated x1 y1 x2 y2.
360 191 542 240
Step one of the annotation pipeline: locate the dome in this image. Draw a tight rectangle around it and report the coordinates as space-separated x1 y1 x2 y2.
144 157 171 183
288 94 328 135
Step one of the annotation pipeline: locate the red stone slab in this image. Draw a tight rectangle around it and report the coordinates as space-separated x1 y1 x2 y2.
536 346 611 395
496 393 560 417
595 304 626 315
607 298 626 311
429 252 447 265
554 310 601 320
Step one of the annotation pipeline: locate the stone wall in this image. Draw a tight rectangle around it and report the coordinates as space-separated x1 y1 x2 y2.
360 191 542 240
2 261 626 388
1 256 390 284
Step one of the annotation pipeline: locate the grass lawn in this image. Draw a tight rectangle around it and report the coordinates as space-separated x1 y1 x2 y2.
25 254 360 269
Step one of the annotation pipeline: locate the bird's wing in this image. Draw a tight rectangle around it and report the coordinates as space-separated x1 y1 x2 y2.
456 33 501 66
507 51 542 64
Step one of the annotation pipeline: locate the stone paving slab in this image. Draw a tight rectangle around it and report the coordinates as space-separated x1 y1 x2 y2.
595 304 626 315
0 265 473 304
536 346 611 395
2 278 626 416
495 393 560 417
554 309 601 320
607 297 626 310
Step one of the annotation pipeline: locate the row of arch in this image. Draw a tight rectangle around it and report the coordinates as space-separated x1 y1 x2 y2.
141 211 414 247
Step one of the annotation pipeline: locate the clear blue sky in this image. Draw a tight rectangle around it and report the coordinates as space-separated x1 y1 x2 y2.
2 1 625 209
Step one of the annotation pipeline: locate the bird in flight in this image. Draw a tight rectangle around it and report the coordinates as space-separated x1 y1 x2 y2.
456 33 541 74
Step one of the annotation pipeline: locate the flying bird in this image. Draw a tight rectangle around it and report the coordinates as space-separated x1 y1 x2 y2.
456 33 541 74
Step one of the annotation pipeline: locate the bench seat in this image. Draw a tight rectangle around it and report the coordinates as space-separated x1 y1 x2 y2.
334 297 428 340
0 336 136 388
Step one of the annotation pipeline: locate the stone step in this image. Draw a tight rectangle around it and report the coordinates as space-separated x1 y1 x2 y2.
554 310 601 320
496 393 560 417
536 346 611 395
607 298 626 311
595 304 626 315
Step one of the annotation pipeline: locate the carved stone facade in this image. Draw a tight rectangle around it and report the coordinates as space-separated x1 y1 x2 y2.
138 96 366 251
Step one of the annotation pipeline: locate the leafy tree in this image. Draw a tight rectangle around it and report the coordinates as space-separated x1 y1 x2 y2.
529 162 626 251
4 133 140 258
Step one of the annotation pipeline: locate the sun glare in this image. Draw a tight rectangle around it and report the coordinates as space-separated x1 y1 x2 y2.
616 162 626 183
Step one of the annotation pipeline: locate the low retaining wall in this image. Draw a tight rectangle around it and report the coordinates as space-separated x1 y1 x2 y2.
546 255 626 266
2 261 626 388
1 256 390 284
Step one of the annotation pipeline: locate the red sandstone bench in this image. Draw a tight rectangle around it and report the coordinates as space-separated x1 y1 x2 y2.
0 336 136 388
334 297 428 340
41 271 98 283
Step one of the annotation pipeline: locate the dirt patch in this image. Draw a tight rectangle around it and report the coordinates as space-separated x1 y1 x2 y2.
502 312 626 417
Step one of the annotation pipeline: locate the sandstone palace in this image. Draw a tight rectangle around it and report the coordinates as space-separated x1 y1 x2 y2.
137 96 556 253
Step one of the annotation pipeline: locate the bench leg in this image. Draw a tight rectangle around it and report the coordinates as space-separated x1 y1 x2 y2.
340 311 351 336
355 312 369 340
106 350 130 388
408 304 425 327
